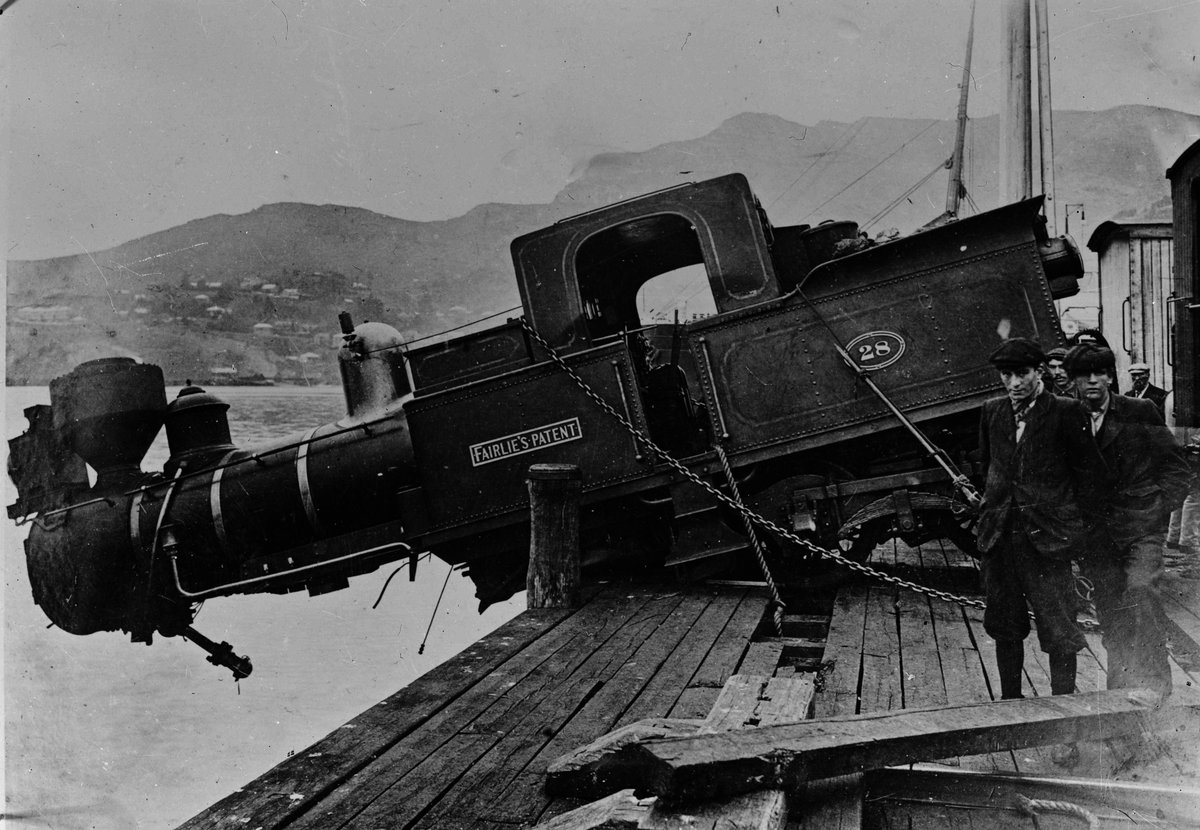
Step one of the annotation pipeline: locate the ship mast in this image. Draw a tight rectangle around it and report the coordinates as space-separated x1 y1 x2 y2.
944 0 976 219
1035 0 1057 232
1000 0 1056 220
1000 0 1033 204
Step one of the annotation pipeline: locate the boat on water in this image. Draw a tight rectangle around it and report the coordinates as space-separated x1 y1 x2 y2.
202 368 276 386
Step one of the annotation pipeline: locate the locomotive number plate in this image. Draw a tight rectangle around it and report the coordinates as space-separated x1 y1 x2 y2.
846 331 906 371
469 417 583 467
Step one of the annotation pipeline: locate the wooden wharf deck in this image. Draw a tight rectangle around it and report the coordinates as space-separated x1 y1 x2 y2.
179 539 1200 830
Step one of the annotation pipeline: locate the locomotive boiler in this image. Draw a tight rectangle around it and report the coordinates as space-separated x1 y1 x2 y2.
8 174 1083 673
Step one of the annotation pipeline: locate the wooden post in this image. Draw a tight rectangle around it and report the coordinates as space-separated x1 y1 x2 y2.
526 463 582 609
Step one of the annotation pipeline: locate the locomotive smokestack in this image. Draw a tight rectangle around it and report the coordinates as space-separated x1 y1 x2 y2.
48 358 167 490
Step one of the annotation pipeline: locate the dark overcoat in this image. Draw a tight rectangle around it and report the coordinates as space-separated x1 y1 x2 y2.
1085 394 1192 549
1124 384 1168 417
976 389 1097 558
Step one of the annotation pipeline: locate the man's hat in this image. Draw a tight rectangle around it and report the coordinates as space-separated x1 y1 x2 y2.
988 338 1045 369
1045 347 1068 361
1128 362 1150 374
1069 328 1111 348
1065 343 1116 377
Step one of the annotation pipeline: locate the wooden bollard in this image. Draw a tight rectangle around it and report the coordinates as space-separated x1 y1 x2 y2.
526 463 582 609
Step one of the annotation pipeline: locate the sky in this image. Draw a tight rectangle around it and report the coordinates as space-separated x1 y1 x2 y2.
3 0 1200 261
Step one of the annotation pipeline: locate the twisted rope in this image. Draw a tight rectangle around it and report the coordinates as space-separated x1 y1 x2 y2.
1015 794 1100 830
715 444 785 635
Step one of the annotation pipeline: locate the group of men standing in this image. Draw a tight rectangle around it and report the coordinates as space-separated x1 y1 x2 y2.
975 337 1193 714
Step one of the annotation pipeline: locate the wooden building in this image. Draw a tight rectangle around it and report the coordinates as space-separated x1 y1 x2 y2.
1086 218 1173 400
1167 138 1200 428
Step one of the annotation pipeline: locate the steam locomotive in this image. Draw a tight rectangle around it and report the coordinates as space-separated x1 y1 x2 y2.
8 173 1083 672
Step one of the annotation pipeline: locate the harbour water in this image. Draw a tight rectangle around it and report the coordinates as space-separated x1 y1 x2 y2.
3 386 523 829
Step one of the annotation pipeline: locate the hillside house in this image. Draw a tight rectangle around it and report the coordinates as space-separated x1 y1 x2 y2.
252 322 275 338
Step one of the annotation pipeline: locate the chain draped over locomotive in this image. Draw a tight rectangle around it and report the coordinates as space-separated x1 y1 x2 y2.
8 174 1082 671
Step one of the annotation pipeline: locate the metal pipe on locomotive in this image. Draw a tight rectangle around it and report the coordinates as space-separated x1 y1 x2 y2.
7 174 1084 674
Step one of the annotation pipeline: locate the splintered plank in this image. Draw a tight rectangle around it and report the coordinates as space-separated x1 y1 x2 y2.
632 690 1190 803
813 583 868 719
664 591 770 718
175 604 577 830
496 591 770 828
349 589 694 830
453 590 727 828
858 584 901 713
290 587 668 829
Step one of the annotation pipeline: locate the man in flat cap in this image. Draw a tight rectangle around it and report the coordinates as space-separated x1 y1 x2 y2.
1124 362 1168 418
975 338 1096 701
1043 347 1074 397
1067 344 1192 705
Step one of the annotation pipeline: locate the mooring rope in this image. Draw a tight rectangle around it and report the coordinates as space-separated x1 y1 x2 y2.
715 444 786 635
1014 794 1100 830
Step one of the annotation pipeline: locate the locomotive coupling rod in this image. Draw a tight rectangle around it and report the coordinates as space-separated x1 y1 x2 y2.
183 626 253 680
830 341 981 509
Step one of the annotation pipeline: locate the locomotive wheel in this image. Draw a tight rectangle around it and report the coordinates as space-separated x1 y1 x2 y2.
781 522 882 591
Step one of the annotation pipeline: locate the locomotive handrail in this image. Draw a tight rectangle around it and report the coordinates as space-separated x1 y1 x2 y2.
13 412 399 526
517 317 988 613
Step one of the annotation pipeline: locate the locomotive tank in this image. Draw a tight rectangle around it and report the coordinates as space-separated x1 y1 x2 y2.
8 174 1084 672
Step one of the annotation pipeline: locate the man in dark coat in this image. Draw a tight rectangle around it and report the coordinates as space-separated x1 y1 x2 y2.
1043 346 1074 396
1068 344 1192 705
976 338 1095 700
1125 362 1169 417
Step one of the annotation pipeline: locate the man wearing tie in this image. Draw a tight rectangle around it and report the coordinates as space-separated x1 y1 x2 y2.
975 338 1096 701
1068 344 1192 706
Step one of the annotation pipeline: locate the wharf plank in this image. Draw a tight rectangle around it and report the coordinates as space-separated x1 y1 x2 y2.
895 589 945 711
738 639 787 677
175 604 578 830
282 586 662 829
347 588 699 830
858 585 901 713
927 596 1018 773
632 690 1195 803
613 590 749 727
812 583 868 718
451 590 728 828
663 591 771 718
464 589 767 829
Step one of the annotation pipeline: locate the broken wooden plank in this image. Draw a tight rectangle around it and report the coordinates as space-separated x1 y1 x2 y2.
701 675 815 733
534 788 786 830
647 674 812 830
867 763 1200 829
542 674 815 829
632 689 1196 803
544 719 702 797
534 789 651 830
546 675 815 800
812 583 868 719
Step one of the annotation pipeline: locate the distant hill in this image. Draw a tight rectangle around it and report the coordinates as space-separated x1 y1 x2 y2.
8 104 1198 385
